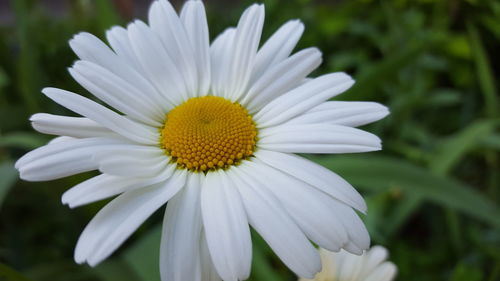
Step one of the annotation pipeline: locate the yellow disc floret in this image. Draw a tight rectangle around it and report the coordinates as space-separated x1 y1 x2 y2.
160 96 257 172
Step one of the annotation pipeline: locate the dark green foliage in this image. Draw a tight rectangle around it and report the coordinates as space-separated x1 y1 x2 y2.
1 0 499 280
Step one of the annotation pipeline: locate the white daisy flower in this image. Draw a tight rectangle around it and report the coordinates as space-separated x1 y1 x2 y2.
15 0 389 280
299 246 397 281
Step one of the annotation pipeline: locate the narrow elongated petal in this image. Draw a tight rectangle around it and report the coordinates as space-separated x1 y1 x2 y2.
69 60 165 125
62 164 176 208
225 4 265 101
364 262 397 281
93 144 165 160
180 0 211 95
200 231 222 281
245 160 348 251
337 250 365 280
329 200 370 253
127 20 186 106
254 149 367 213
149 0 198 98
74 170 187 266
93 145 169 177
106 26 143 70
30 113 115 138
254 73 355 128
242 47 322 113
249 20 304 84
361 246 389 276
70 32 129 79
210 28 235 97
15 137 125 181
303 247 396 281
160 173 203 281
251 155 369 254
229 164 321 278
259 123 381 154
211 4 264 101
201 170 252 281
286 101 390 127
42 88 158 144
69 32 166 109
48 136 74 145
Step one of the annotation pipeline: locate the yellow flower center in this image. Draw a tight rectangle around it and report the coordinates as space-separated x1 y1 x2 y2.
160 96 257 172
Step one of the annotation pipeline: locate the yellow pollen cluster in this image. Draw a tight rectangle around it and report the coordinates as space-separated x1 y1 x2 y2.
161 96 257 172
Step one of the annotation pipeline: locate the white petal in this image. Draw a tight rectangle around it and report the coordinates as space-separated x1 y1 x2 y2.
286 101 390 127
106 26 143 70
160 173 203 281
242 47 322 113
244 160 348 251
254 149 367 213
255 152 370 253
254 73 355 128
224 4 265 101
337 249 364 280
365 262 397 281
62 164 176 208
30 113 116 138
15 137 118 168
343 241 364 255
87 138 165 172
259 143 381 154
69 60 165 125
180 0 211 96
259 123 382 154
210 28 235 97
97 154 169 178
69 32 124 76
15 137 125 181
229 163 321 278
148 0 198 98
48 136 75 145
361 246 389 277
209 4 264 100
314 249 337 280
329 200 370 252
249 20 304 84
42 87 158 144
201 170 252 281
200 230 222 281
69 32 167 110
74 169 187 266
127 20 187 106
92 144 165 162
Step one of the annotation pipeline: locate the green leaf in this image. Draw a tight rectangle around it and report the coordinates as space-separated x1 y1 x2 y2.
385 194 424 237
0 161 18 208
0 132 49 150
0 66 8 90
12 0 43 112
467 23 499 118
449 263 483 281
95 0 121 31
250 231 287 281
0 263 34 281
122 226 161 281
345 41 427 100
311 155 500 228
482 134 500 151
430 119 499 174
94 260 142 281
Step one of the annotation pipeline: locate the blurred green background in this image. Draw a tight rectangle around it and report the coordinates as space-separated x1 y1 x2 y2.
1 0 500 280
